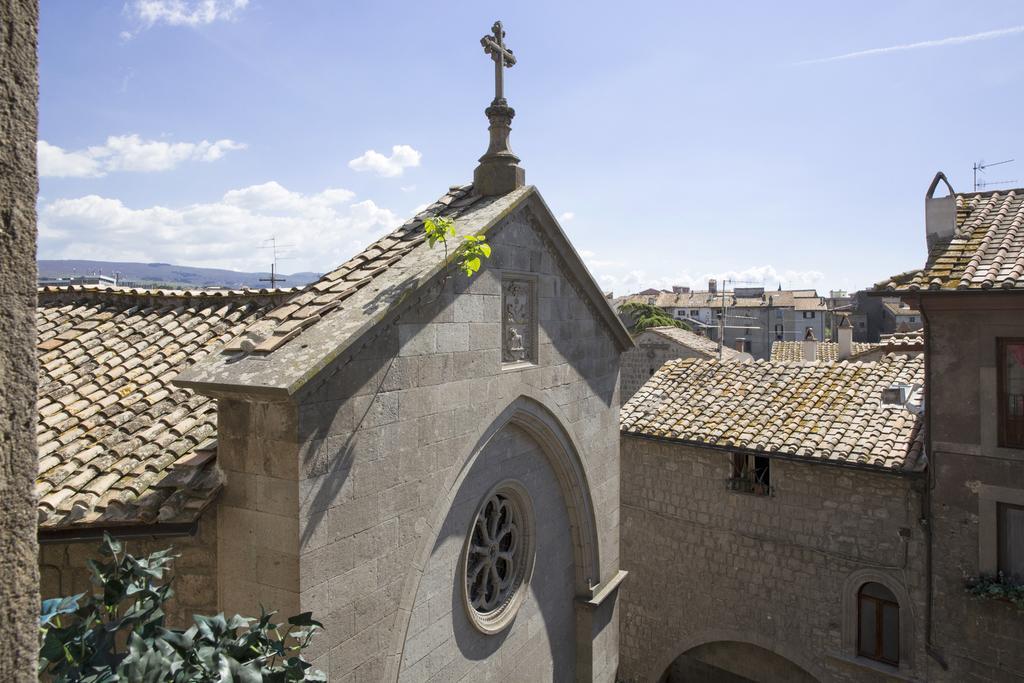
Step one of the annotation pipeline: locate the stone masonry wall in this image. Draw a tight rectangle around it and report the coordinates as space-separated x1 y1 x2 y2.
216 397 303 623
924 300 1024 681
38 513 219 628
620 330 711 402
0 1 39 679
398 423 575 681
291 201 624 681
619 435 927 682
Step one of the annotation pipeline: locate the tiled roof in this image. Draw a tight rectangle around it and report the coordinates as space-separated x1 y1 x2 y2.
644 326 746 360
224 184 487 355
620 356 926 471
883 301 920 317
878 330 924 347
177 184 633 398
36 286 289 530
878 188 1024 292
770 340 878 362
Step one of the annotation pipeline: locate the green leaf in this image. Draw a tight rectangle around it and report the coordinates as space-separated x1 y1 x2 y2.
479 243 491 258
40 593 84 627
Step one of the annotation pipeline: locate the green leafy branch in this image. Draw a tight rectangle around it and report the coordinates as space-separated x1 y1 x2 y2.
38 533 326 681
966 572 1024 609
424 216 492 277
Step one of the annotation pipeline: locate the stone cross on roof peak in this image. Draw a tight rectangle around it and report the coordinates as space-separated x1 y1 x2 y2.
481 21 516 105
474 20 525 197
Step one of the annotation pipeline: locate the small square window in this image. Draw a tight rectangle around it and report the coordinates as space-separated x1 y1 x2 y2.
728 453 771 496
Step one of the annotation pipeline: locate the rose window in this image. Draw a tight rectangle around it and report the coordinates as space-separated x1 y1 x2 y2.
462 482 535 633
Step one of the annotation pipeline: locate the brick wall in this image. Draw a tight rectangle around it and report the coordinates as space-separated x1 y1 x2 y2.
619 435 927 682
39 512 218 628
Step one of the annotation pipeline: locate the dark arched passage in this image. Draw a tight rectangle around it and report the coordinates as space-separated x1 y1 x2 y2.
661 640 820 683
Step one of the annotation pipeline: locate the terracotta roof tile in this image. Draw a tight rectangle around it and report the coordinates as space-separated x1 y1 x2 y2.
36 286 290 530
228 183 486 355
621 356 925 471
878 189 1024 292
770 341 878 362
642 326 747 360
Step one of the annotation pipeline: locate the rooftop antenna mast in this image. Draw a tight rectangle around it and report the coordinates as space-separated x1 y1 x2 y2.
973 159 1015 192
258 236 294 289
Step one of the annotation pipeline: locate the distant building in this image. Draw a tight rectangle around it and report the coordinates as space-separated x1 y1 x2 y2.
771 323 923 362
615 282 828 360
37 273 120 287
621 326 749 401
881 298 922 334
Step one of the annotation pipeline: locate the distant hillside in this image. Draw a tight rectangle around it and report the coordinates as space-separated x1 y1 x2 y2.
38 260 321 289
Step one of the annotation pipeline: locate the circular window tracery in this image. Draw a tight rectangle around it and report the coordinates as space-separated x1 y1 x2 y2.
461 481 535 634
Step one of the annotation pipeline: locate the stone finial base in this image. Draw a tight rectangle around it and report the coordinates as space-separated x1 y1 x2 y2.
474 103 525 196
474 161 526 197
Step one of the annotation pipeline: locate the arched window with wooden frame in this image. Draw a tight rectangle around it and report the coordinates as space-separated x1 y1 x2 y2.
857 582 899 666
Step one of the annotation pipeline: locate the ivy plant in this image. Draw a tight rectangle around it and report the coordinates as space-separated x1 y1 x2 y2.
38 533 326 682
965 572 1024 609
424 216 492 277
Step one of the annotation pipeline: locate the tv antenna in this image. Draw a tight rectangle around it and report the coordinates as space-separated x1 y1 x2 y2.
973 159 1015 192
258 236 294 289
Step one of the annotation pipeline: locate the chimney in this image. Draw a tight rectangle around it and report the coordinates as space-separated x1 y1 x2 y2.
474 21 525 196
708 279 717 295
735 339 745 353
802 327 817 362
837 314 853 360
925 171 956 251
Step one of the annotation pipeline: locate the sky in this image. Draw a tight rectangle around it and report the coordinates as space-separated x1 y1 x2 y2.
38 0 1024 294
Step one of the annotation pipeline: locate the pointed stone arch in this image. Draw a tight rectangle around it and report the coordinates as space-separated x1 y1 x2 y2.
651 629 827 683
383 391 602 681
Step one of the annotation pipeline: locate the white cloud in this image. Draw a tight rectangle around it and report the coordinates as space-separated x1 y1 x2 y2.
560 211 575 222
37 141 103 178
348 145 422 178
580 249 626 271
798 25 1024 65
38 181 399 273
38 135 245 178
127 0 249 30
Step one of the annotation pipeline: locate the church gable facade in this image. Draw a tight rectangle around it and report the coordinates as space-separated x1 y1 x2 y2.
180 187 630 681
173 20 631 679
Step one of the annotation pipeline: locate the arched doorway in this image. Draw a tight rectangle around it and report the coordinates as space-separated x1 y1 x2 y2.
662 641 819 683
